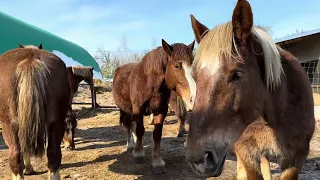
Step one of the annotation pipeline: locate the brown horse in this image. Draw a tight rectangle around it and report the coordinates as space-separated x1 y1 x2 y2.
66 66 98 108
149 91 188 137
185 0 315 179
113 39 195 173
0 44 70 180
18 44 77 151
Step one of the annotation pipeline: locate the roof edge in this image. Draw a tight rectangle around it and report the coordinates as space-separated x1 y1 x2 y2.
274 28 320 43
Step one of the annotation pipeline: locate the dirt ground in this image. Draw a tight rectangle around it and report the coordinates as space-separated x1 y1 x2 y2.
0 87 320 180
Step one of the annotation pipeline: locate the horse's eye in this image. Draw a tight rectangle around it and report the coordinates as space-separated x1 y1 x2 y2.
175 62 183 69
231 70 243 81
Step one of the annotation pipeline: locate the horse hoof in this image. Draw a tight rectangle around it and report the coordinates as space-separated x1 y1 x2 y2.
152 166 167 174
133 156 145 164
24 169 36 175
127 147 134 153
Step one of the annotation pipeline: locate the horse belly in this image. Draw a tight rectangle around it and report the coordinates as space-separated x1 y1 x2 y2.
148 94 163 113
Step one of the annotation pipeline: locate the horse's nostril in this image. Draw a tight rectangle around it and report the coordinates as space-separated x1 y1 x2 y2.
205 151 217 169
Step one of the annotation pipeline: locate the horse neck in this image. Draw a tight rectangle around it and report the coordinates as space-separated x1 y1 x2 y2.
69 74 85 94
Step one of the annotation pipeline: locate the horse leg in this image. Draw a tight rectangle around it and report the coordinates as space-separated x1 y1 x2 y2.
120 110 135 153
132 114 145 164
176 115 186 137
279 152 307 180
127 121 137 153
236 153 247 180
2 124 24 180
47 122 64 180
235 143 264 180
23 154 35 175
149 114 154 125
151 110 167 174
260 156 271 180
176 96 186 137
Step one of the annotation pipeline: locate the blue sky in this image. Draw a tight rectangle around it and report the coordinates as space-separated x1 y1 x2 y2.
0 0 319 56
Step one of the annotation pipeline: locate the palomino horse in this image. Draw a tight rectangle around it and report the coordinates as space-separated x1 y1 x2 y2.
149 91 188 137
66 66 99 108
113 39 195 173
1 44 70 179
185 0 315 179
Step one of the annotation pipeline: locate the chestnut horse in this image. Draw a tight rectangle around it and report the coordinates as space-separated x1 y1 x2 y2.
149 91 188 137
1 44 70 179
113 39 195 173
18 44 77 151
185 0 315 179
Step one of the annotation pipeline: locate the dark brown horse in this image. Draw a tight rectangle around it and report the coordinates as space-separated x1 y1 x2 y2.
149 91 188 137
113 39 195 173
185 0 315 179
1 44 70 179
66 66 98 108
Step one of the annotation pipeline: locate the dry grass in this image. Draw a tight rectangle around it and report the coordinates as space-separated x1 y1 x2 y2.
313 93 320 106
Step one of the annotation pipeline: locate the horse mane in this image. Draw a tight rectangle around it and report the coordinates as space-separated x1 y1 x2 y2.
142 44 192 75
71 66 93 78
22 45 39 49
194 21 283 90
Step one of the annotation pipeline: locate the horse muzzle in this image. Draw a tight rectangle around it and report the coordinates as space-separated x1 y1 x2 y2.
188 150 226 177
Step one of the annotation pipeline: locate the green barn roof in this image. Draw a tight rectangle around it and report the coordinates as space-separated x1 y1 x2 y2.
0 11 103 79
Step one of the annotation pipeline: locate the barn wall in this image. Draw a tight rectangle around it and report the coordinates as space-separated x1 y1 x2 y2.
277 34 320 92
278 34 320 63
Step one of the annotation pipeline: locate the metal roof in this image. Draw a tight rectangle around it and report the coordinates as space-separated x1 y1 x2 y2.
0 11 102 76
274 28 320 43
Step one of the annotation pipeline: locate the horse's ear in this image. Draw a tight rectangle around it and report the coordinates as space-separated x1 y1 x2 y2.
18 43 24 48
91 67 94 71
162 39 173 56
232 0 253 41
190 14 209 44
188 40 195 51
38 43 42 49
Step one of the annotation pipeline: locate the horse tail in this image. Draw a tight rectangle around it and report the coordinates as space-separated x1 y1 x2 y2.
15 58 49 157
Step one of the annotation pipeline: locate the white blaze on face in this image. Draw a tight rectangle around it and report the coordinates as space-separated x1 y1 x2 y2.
182 63 196 110
200 56 221 76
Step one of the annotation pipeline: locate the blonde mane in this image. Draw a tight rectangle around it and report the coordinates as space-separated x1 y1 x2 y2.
23 45 39 49
194 21 283 90
71 66 93 78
